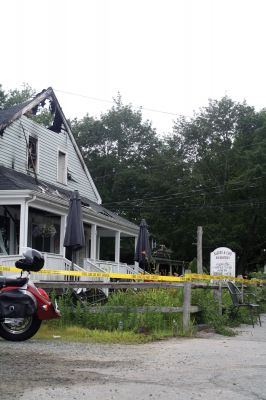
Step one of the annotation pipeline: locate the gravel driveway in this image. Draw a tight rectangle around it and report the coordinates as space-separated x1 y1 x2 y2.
0 315 266 400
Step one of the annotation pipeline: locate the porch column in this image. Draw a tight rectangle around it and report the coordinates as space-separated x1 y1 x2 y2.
134 236 138 269
96 236 101 260
169 264 173 276
115 231 121 266
90 224 97 261
19 200 28 254
60 215 67 256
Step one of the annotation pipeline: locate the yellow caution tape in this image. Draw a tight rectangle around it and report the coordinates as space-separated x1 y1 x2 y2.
0 265 264 284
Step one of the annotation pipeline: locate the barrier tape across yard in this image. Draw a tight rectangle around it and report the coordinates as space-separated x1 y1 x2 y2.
0 265 264 284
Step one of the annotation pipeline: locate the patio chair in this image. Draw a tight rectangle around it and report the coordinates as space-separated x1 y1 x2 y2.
226 281 261 328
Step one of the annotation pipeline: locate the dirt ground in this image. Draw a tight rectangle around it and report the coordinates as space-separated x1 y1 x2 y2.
0 315 266 400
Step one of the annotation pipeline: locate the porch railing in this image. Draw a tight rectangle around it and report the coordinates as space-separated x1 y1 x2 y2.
0 254 142 281
83 259 111 296
0 253 72 281
0 255 21 275
93 259 141 275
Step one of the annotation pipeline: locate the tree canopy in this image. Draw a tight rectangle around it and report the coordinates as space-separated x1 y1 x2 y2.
71 94 161 208
71 94 266 273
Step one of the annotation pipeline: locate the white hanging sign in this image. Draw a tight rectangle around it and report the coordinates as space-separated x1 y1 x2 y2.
210 247 235 277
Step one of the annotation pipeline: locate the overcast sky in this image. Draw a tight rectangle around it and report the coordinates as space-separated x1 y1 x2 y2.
1 0 266 135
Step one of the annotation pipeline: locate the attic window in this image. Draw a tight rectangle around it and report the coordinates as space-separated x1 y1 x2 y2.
27 136 38 172
57 150 67 184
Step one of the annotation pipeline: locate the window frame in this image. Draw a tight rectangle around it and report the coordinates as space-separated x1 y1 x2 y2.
57 148 68 185
27 134 39 174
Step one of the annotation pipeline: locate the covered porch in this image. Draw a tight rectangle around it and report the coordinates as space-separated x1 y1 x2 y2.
0 190 140 279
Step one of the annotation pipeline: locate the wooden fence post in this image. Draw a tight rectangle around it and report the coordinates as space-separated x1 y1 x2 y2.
213 281 222 315
183 281 192 331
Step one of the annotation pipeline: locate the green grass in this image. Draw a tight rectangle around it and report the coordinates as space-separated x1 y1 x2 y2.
34 322 176 343
108 288 183 307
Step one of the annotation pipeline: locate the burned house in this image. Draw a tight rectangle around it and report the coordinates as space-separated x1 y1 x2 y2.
0 87 140 279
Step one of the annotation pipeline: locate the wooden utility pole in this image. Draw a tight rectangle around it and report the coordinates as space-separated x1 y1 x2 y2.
183 281 192 332
197 226 203 274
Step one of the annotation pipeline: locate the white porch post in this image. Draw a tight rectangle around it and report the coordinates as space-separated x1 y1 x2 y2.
60 215 67 256
90 224 97 261
115 231 121 269
19 200 28 254
134 236 138 269
96 236 100 260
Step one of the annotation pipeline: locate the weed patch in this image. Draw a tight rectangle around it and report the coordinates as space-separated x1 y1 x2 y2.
46 285 264 341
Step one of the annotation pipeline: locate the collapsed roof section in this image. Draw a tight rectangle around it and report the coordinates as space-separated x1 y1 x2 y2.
0 87 69 135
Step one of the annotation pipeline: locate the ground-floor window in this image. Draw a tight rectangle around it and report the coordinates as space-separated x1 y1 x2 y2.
0 205 20 255
28 208 61 253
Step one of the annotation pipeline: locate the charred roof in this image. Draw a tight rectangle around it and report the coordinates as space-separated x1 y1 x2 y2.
0 87 69 135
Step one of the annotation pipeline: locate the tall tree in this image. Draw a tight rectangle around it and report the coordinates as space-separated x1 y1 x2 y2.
166 97 264 272
2 83 35 107
71 95 161 217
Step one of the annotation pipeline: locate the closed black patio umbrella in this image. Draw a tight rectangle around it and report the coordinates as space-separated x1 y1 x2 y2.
64 190 85 269
134 219 151 273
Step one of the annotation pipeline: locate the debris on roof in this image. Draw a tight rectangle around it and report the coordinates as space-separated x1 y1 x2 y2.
0 87 68 135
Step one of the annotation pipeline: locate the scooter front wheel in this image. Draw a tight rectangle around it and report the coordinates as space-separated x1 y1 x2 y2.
0 315 42 341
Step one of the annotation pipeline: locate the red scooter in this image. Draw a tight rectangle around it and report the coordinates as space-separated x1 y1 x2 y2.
0 248 60 341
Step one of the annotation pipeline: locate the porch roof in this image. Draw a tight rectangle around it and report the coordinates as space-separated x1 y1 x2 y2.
0 165 138 232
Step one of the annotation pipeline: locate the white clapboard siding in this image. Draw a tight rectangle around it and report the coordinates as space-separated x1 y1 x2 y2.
0 116 99 203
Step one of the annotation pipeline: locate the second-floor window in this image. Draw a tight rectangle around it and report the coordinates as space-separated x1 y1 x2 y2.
28 136 38 172
57 150 67 184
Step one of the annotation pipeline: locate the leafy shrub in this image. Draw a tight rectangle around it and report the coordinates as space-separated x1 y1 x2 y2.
192 288 235 335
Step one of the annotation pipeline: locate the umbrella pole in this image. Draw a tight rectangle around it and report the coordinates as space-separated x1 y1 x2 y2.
71 250 74 281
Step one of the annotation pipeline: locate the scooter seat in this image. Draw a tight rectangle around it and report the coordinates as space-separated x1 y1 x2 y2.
0 277 28 289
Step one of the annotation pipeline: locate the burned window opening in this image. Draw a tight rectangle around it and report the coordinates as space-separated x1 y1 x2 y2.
28 136 38 171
